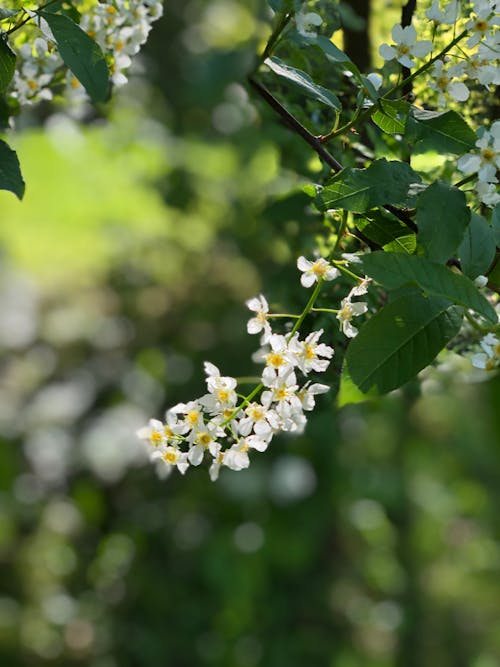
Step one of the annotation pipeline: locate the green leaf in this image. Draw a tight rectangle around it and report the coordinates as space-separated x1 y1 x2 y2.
492 203 500 247
0 8 19 19
346 294 462 394
405 109 476 155
338 358 379 406
372 99 410 134
317 158 420 213
0 38 16 95
355 209 410 247
416 181 470 263
0 139 25 199
39 11 110 104
383 234 416 254
361 252 497 323
264 56 341 110
458 212 496 279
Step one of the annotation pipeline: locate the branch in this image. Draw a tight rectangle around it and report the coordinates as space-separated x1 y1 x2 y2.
248 76 418 233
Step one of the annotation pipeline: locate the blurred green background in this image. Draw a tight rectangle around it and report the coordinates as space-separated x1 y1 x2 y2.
1 2 500 666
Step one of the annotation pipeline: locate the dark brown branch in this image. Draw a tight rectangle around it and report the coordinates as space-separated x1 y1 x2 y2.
248 76 418 233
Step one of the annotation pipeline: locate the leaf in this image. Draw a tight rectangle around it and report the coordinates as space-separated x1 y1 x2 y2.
0 8 19 19
416 181 470 263
404 108 476 155
372 99 410 134
264 56 341 110
383 234 416 254
39 11 110 103
355 209 410 247
0 38 16 95
458 212 496 279
316 158 420 213
346 294 462 394
361 251 497 323
338 358 379 406
0 139 25 199
492 203 500 247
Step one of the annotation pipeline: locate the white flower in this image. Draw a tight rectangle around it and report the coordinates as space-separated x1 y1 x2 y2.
349 278 371 297
337 297 368 338
379 24 432 69
200 362 238 414
224 435 269 471
474 275 488 288
137 418 167 452
297 256 339 288
187 420 223 465
288 329 334 375
261 334 298 386
297 382 330 411
475 181 500 206
151 446 190 475
471 334 500 370
429 60 470 106
295 10 322 37
246 294 272 341
458 122 500 183
170 400 204 434
466 3 500 47
426 0 460 25
238 402 280 438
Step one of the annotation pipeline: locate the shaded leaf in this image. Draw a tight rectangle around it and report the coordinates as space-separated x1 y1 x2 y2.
317 158 420 213
0 139 25 199
361 251 497 323
405 108 476 155
264 56 340 109
40 11 110 103
383 234 416 254
372 99 410 134
416 181 470 263
0 8 19 19
458 212 496 278
346 294 462 394
355 209 410 247
492 203 500 247
0 38 16 95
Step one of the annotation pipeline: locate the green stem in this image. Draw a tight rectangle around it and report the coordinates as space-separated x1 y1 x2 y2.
289 279 324 338
268 313 300 319
259 9 293 64
311 307 339 314
221 382 263 427
332 261 363 282
332 209 349 254
454 173 476 189
6 0 61 35
384 29 468 99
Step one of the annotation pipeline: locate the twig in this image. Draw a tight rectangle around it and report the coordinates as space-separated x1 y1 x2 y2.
248 76 418 233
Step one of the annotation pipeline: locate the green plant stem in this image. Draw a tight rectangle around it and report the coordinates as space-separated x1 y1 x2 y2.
289 279 324 338
332 210 349 253
221 382 263 427
384 29 468 98
6 0 61 35
268 313 300 319
311 307 339 314
454 173 476 189
259 9 293 64
332 262 363 282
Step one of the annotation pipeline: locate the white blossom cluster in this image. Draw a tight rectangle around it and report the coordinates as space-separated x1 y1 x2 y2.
10 0 163 106
137 256 370 481
471 333 500 370
457 121 500 205
378 0 500 103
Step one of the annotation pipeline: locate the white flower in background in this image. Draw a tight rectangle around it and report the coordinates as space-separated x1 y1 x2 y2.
475 181 500 205
474 275 489 288
457 122 500 183
137 418 166 452
429 60 470 106
379 24 432 69
246 294 272 341
426 0 460 25
466 1 500 47
288 329 334 375
471 333 500 370
295 10 322 37
297 256 339 287
224 435 269 471
349 278 372 297
366 73 383 90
